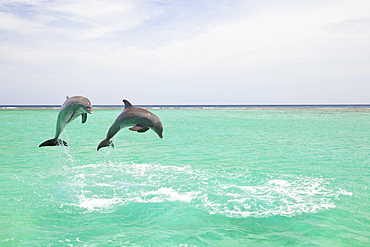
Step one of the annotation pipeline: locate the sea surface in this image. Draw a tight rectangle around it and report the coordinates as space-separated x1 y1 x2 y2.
0 106 369 246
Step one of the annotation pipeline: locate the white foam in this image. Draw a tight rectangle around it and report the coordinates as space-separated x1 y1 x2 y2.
1 238 14 243
337 189 353 196
78 196 121 212
268 179 291 187
61 162 352 217
95 183 113 187
138 187 199 203
72 163 104 170
195 175 347 218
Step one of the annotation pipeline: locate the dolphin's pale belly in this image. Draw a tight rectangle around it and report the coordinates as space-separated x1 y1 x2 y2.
57 108 78 132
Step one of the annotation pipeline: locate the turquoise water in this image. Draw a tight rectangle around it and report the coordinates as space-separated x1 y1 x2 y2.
0 108 369 246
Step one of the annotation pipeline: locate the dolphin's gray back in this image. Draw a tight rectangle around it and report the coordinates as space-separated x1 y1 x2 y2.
121 107 159 127
67 96 92 108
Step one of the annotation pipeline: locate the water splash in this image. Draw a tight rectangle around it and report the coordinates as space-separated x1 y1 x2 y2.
60 162 352 217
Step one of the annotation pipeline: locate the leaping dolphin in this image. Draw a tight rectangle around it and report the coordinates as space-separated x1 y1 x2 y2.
39 96 93 147
97 99 163 151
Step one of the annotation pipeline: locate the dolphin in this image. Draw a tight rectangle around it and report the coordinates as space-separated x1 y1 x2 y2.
39 96 93 147
97 99 163 151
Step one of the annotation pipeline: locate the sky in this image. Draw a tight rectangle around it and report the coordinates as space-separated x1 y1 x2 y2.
0 0 369 105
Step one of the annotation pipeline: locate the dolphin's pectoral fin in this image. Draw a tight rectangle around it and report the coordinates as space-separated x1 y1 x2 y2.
129 125 143 131
137 127 149 133
129 125 149 133
81 113 87 123
66 112 75 123
39 138 68 147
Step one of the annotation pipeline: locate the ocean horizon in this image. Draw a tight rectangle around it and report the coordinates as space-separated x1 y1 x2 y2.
1 104 370 109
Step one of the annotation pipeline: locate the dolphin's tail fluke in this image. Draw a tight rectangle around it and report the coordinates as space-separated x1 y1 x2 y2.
97 138 114 151
39 138 68 147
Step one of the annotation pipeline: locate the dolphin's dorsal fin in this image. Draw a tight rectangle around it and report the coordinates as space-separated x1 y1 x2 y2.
123 99 133 109
66 111 74 123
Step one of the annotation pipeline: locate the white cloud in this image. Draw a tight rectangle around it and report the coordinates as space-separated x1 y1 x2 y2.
91 0 370 74
0 0 370 104
0 11 41 34
0 0 163 40
47 0 133 20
